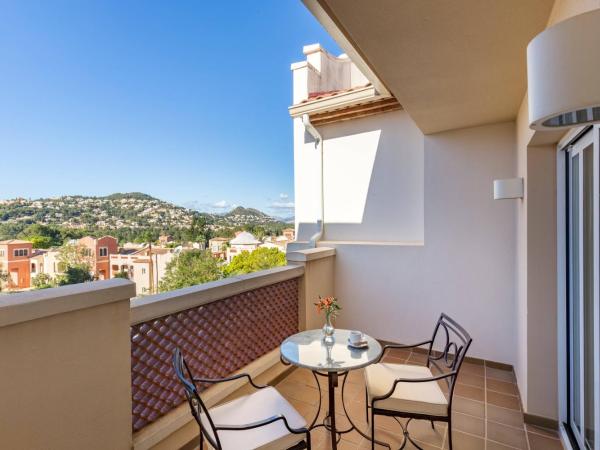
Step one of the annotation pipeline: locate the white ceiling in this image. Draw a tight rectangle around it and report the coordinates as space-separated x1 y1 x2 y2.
305 0 555 134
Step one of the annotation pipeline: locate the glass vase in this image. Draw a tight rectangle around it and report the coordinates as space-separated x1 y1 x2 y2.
322 313 335 343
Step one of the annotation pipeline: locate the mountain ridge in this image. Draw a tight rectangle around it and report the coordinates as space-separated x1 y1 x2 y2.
0 193 291 238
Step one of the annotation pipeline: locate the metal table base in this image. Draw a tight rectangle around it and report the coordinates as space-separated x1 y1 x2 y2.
308 370 391 449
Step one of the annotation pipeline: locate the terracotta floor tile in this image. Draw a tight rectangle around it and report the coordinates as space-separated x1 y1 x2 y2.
370 427 444 450
444 430 485 449
286 367 318 386
386 348 412 359
460 362 485 377
487 391 521 411
407 353 429 365
527 432 564 450
276 362 534 450
486 367 516 383
453 396 485 418
287 397 318 421
454 383 485 402
452 412 484 437
403 438 442 450
487 421 528 449
457 372 485 388
370 426 406 448
277 380 321 405
405 419 446 447
486 440 519 449
345 369 365 386
486 404 524 428
372 414 404 432
382 355 407 364
487 378 519 396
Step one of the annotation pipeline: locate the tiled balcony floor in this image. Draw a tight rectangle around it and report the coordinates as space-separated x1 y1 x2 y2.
274 349 563 450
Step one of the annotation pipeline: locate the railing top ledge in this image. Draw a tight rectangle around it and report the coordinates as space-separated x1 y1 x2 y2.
130 264 305 325
286 246 335 262
0 279 136 328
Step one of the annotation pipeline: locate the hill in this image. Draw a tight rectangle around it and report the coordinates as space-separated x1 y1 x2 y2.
0 193 290 242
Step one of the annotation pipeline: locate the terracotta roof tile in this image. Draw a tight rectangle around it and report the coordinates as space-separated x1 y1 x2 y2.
301 83 372 103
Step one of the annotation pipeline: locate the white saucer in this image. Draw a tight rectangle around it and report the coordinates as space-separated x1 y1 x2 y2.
347 339 369 349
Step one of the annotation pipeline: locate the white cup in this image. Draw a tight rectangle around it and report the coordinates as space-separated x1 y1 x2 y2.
349 330 364 344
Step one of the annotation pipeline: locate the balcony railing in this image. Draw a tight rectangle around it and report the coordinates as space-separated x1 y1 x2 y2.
129 265 303 431
0 247 335 450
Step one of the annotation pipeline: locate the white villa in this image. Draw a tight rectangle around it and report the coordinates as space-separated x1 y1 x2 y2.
226 231 261 263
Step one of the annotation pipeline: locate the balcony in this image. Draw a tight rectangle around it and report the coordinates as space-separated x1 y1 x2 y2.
0 246 562 450
274 358 562 450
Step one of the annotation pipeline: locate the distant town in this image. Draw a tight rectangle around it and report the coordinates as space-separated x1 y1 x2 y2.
0 193 295 296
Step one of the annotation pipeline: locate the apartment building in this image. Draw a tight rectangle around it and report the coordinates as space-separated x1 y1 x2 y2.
0 239 33 290
110 246 174 296
77 236 118 280
208 237 229 259
282 227 295 241
29 248 62 280
261 235 290 251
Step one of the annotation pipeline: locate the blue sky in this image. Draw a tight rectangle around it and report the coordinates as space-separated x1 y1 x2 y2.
0 1 341 218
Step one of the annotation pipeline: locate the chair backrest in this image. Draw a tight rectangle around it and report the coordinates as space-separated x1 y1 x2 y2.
425 313 473 401
172 348 221 449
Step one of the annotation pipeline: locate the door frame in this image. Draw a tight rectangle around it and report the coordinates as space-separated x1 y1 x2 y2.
557 125 600 450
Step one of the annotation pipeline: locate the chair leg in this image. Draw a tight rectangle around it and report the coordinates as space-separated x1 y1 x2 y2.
365 389 369 423
430 420 435 429
447 417 453 450
199 430 204 450
371 410 376 450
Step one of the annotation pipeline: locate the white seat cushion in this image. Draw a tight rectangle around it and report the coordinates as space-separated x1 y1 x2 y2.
365 363 448 417
201 386 307 450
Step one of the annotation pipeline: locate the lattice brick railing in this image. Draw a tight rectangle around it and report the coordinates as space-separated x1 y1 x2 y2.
130 277 299 432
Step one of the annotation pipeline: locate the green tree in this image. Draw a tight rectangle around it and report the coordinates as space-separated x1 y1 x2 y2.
18 224 63 248
58 243 93 269
159 250 222 292
113 270 129 279
223 247 286 277
186 216 212 246
32 273 55 290
57 266 94 286
0 270 8 292
55 243 94 286
29 235 54 249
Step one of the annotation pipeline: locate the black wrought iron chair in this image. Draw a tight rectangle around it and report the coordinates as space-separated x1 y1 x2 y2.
173 348 311 450
365 313 472 450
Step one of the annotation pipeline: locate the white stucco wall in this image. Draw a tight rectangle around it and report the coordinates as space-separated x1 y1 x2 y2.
295 110 424 242
513 0 600 420
334 122 517 364
295 111 518 363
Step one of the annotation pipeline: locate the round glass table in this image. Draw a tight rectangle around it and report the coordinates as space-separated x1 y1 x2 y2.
280 329 383 449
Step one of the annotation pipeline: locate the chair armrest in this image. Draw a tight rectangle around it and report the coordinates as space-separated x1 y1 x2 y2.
372 371 457 404
377 340 433 362
215 414 309 435
193 373 266 390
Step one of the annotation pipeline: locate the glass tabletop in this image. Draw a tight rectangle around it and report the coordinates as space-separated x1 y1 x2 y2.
280 329 382 372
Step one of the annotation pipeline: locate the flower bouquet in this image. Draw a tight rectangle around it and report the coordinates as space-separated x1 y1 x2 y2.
314 296 341 343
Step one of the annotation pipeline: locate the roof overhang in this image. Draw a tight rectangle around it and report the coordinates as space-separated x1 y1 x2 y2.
302 0 555 134
289 84 379 117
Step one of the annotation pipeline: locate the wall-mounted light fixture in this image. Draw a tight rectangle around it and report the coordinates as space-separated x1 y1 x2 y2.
494 178 524 200
527 9 600 130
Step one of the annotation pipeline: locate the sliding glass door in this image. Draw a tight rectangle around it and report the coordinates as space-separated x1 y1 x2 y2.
566 128 599 450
